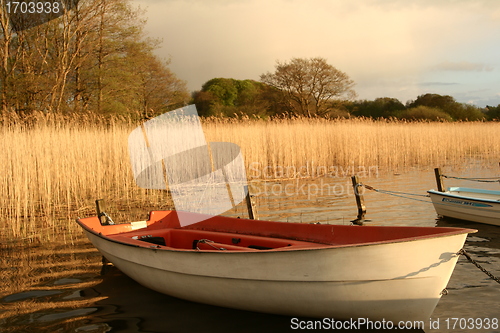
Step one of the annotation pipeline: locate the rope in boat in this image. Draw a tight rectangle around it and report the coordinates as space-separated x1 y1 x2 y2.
458 249 500 285
443 175 500 183
196 239 227 251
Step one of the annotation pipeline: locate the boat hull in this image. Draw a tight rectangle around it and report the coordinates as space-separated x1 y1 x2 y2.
80 215 471 322
428 188 500 226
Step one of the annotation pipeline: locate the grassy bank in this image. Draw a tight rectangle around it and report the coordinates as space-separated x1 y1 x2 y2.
1 114 499 241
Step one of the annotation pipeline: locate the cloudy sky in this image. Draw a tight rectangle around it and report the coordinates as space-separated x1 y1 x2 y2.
132 0 500 107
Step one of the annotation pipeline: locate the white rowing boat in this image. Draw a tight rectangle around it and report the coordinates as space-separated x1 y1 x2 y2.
428 187 500 226
77 211 475 322
77 106 477 322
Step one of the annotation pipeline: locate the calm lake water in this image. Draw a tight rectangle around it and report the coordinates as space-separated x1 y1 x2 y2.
1 166 499 333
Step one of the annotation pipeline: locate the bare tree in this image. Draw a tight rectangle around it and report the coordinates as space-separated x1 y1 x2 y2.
134 53 189 118
260 57 356 117
0 2 19 112
0 0 189 115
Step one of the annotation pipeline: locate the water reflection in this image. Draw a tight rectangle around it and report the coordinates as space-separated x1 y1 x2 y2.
1 167 499 332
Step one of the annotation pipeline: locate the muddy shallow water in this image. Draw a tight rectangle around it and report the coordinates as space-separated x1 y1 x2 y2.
1 166 500 332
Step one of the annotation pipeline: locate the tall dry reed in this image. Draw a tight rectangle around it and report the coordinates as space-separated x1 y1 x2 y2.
1 112 499 241
203 117 500 178
0 112 169 242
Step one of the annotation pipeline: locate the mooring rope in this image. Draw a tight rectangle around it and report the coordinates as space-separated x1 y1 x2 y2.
443 175 500 183
360 184 500 284
363 184 432 204
364 185 430 197
361 185 500 284
458 249 500 285
362 183 497 209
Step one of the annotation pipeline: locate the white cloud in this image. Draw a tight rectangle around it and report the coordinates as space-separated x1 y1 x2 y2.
133 0 500 106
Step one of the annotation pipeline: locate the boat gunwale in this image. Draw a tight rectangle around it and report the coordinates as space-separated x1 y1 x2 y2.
428 188 500 205
447 186 500 196
76 217 476 254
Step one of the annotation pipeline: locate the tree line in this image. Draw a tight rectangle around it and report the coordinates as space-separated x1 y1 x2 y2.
193 57 358 118
0 0 189 118
193 58 500 121
194 79 500 121
2 2 498 122
346 95 500 121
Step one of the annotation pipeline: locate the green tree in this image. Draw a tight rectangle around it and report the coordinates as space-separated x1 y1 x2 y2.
408 93 484 121
350 97 405 118
460 104 485 121
260 57 356 117
485 105 500 120
193 78 281 117
202 78 239 107
397 106 452 121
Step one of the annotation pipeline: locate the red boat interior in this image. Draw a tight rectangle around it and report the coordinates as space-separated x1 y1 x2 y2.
77 210 475 252
112 228 328 251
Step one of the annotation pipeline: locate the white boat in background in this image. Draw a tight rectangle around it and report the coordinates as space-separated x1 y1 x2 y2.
77 210 476 322
428 187 500 226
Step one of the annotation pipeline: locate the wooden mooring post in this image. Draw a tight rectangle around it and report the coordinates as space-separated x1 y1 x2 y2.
351 175 366 224
95 199 107 225
95 199 114 225
434 168 445 192
244 185 258 220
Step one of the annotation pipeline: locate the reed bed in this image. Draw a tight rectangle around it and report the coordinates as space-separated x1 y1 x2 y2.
0 113 171 242
1 113 499 241
203 117 500 179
